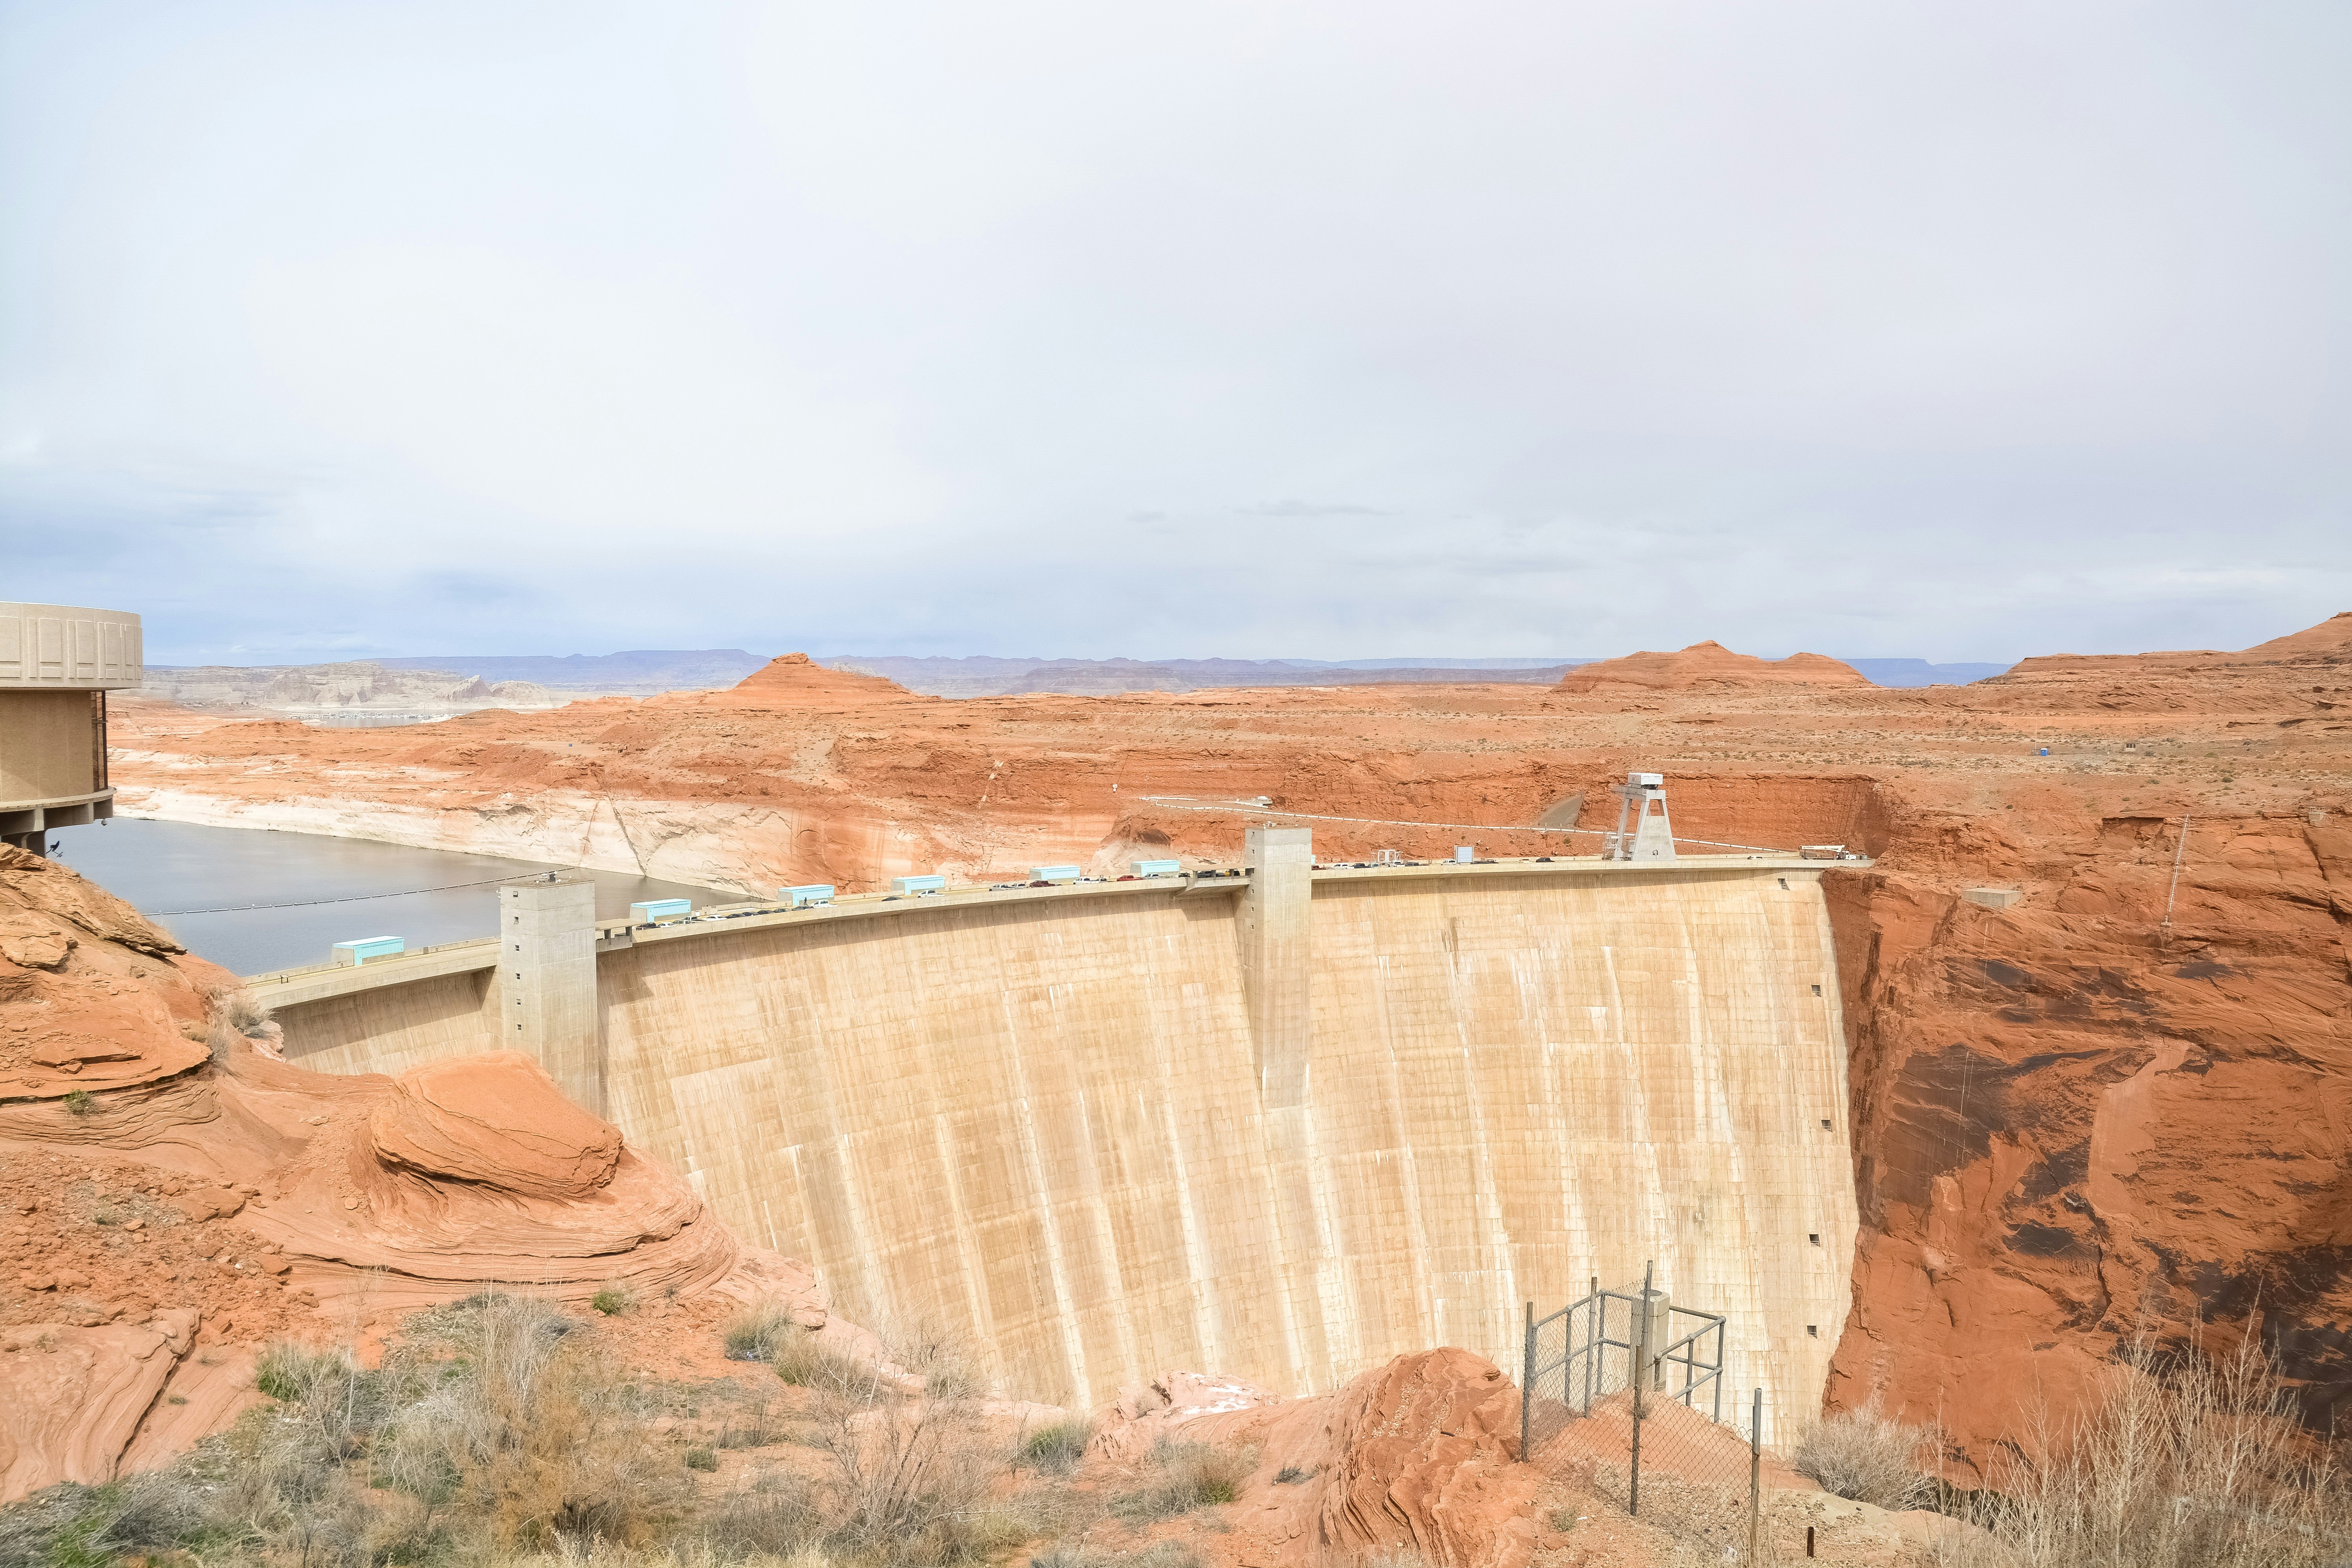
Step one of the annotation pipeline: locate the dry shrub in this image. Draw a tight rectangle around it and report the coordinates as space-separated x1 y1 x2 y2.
0 1292 1018 1568
806 1323 1005 1566
885 1315 987 1402
1005 1472 1108 1543
384 1292 687 1547
1017 1416 1095 1474
1939 1321 2352 1568
253 1338 400 1469
160 1401 381 1567
206 986 276 1061
1111 1438 1259 1521
723 1301 797 1362
1793 1400 1939 1512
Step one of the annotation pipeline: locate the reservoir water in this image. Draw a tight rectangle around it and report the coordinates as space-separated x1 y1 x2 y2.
44 817 731 979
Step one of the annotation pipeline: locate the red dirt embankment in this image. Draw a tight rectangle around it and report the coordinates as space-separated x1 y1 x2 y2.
106 615 2352 1469
0 851 828 1502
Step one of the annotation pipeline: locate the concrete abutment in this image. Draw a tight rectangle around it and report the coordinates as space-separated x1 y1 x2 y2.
497 873 605 1116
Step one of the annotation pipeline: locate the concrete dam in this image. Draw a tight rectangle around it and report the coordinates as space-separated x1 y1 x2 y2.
253 829 1860 1423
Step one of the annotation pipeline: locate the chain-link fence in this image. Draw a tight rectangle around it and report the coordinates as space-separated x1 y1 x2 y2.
1518 1264 1806 1564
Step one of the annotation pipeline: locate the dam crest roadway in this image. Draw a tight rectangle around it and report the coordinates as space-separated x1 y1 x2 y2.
252 822 1867 1431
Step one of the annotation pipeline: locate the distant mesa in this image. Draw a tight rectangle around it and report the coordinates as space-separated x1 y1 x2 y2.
1557 641 1869 693
378 648 770 692
140 660 562 717
817 654 1585 698
1986 610 2352 683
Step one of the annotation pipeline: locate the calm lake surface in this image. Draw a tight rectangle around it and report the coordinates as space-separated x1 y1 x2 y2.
47 817 732 978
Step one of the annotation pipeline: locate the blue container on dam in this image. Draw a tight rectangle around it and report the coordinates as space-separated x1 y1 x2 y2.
893 875 947 894
629 898 693 923
784 884 835 908
1131 860 1180 877
332 936 405 966
1029 865 1082 883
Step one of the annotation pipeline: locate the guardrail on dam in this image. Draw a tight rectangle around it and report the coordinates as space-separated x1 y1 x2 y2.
251 832 1861 1425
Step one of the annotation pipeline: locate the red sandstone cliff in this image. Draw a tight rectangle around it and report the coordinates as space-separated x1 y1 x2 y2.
102 616 2352 1468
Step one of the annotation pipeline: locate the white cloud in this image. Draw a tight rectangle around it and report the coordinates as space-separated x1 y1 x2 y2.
2 0 2345 665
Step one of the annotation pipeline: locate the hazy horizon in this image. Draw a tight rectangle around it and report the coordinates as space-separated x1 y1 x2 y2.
6 3 2345 666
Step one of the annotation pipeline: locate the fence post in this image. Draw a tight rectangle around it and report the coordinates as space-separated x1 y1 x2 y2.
1748 1387 1763 1564
1715 1321 1725 1423
1522 1300 1535 1461
1631 1260 1653 1516
1584 1274 1599 1414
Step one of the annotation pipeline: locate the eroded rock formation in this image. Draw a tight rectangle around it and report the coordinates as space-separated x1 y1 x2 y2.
0 849 823 1500
1101 1350 1540 1568
103 614 2352 1469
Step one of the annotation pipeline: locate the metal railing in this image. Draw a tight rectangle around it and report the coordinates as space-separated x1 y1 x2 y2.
1521 1261 1734 1523
1523 1266 1727 1437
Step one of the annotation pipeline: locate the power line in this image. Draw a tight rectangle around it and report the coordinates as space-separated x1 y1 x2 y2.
149 875 520 916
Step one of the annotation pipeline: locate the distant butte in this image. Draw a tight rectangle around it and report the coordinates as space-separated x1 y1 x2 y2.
1555 640 1870 692
683 651 929 709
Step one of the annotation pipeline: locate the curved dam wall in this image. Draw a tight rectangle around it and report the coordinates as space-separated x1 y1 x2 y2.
262 850 1859 1426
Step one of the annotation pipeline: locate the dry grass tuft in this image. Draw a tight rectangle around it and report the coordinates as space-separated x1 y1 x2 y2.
722 1302 797 1362
769 1327 868 1394
0 1291 1041 1568
1111 1438 1259 1521
1017 1416 1095 1475
1033 1544 1201 1568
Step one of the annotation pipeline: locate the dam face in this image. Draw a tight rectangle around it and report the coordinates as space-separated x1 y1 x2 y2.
264 854 1858 1423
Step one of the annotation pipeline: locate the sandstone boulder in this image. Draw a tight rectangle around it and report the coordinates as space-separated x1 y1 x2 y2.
368 1051 621 1199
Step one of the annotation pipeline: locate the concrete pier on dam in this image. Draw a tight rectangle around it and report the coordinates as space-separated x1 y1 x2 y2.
251 834 1862 1428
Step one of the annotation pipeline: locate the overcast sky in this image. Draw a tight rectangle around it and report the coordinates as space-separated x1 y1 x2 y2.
3 2 2345 666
